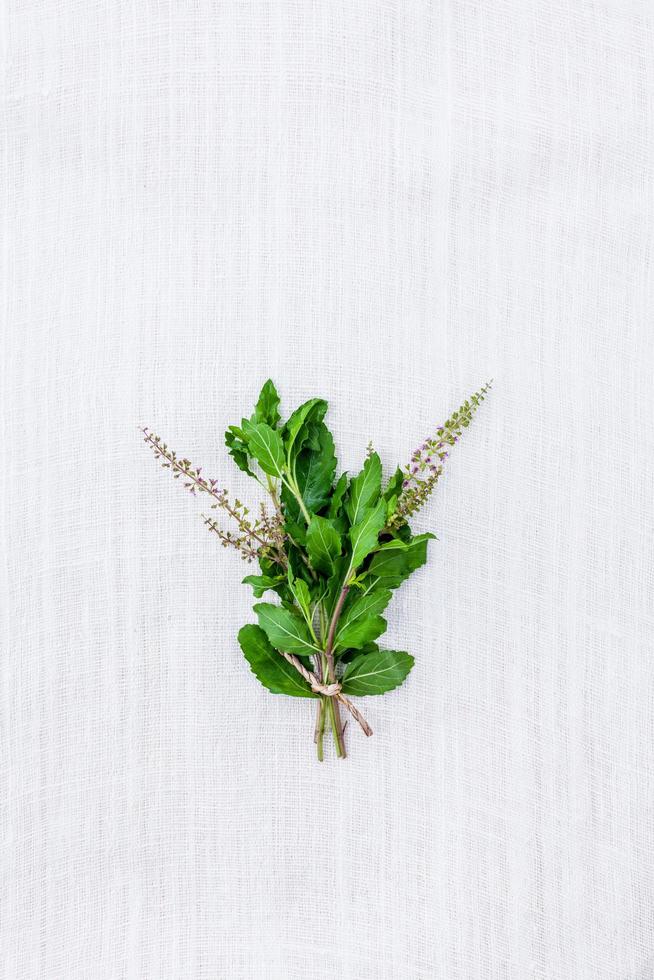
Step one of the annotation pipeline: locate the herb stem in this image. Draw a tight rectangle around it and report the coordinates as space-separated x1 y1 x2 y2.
316 699 326 761
281 473 313 526
325 586 350 675
327 697 344 758
322 587 349 758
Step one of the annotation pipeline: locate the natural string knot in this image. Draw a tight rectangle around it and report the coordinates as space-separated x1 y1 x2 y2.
310 680 342 697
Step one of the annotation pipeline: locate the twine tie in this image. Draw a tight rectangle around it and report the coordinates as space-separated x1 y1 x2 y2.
310 680 342 697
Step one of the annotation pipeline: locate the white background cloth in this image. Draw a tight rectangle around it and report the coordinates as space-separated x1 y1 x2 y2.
2 2 654 977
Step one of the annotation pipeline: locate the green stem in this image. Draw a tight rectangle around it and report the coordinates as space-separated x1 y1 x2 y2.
327 697 344 758
320 651 343 758
318 603 328 645
281 474 312 526
316 699 326 761
320 589 349 758
295 494 312 526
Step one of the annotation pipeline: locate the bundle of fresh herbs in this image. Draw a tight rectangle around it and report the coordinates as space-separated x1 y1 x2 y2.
142 379 491 759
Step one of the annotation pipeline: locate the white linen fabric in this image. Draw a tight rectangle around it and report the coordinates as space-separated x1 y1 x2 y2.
2 1 654 977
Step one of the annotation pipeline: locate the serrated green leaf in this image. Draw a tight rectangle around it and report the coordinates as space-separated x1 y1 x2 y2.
281 422 336 525
225 427 254 476
252 559 295 605
393 520 413 542
282 397 328 463
328 472 348 519
238 624 317 698
345 452 382 525
366 532 435 588
258 554 281 577
242 573 285 598
306 515 342 574
287 573 312 623
245 422 286 478
383 466 405 502
252 379 281 428
287 544 312 586
348 498 387 574
240 417 255 438
341 649 414 696
338 641 379 664
294 421 337 514
254 602 320 656
334 588 392 651
303 421 323 452
329 514 348 537
284 519 308 547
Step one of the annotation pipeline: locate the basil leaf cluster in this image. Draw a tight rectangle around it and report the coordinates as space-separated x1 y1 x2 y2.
232 380 434 720
144 376 491 758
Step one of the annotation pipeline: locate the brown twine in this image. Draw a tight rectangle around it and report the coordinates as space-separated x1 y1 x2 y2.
311 680 341 697
279 651 373 738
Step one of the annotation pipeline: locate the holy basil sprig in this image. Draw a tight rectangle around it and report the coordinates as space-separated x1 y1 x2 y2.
142 378 492 759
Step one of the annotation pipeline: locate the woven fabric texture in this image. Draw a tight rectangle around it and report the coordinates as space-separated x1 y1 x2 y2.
2 2 654 977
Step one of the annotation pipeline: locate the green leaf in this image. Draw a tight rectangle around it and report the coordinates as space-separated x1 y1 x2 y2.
242 573 285 598
294 422 337 514
306 515 342 574
245 422 286 478
238 624 317 698
394 520 413 542
254 602 320 656
225 427 253 476
328 472 348 519
385 496 398 521
345 452 382 525
383 466 405 520
341 649 414 696
323 554 350 619
258 554 282 577
287 545 312 586
303 421 324 451
383 466 405 501
366 533 435 588
251 558 295 605
338 641 379 664
334 588 392 651
252 379 281 428
282 398 328 463
348 498 387 574
287 573 312 624
329 514 349 538
284 519 307 547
